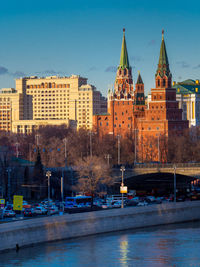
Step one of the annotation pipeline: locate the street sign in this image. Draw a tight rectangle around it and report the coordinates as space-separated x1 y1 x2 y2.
0 199 5 204
120 186 128 194
13 195 23 211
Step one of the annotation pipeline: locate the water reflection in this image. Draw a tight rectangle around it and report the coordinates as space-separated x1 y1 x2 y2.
119 235 129 266
1 221 200 267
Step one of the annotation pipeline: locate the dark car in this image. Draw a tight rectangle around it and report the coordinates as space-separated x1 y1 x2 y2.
23 208 35 217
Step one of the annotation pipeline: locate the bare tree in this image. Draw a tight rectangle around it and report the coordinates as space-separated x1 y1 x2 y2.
73 156 114 205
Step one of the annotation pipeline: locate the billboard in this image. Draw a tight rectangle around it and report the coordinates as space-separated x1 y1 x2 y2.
13 195 23 211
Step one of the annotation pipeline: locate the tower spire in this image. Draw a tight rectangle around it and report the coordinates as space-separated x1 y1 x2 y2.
136 71 143 84
119 28 130 69
156 30 170 78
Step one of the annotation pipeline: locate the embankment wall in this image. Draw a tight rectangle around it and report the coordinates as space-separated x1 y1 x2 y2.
1 201 200 252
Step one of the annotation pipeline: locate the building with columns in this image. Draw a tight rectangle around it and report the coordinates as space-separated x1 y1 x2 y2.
173 79 200 127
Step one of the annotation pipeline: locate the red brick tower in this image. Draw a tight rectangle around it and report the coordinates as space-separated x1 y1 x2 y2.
138 30 188 161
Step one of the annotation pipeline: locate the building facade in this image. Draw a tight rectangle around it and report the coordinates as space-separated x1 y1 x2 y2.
173 79 200 127
0 75 106 134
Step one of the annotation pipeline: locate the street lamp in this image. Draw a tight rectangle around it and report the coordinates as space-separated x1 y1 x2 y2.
120 166 126 208
61 176 64 212
158 134 160 163
105 154 112 167
134 129 137 164
117 135 121 165
46 171 51 215
63 138 67 166
174 165 176 202
6 167 12 202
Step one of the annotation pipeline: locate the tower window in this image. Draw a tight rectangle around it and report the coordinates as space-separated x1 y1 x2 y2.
163 79 166 86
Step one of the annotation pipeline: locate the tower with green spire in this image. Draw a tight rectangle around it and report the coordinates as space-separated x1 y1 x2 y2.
113 28 134 100
134 71 145 107
119 28 130 69
155 30 172 88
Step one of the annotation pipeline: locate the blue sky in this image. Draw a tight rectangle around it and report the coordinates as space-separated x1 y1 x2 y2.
0 0 200 96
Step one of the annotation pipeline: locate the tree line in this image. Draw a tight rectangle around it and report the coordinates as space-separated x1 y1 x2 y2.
0 125 199 166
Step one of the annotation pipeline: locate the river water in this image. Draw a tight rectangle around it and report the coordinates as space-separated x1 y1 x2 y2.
1 221 200 267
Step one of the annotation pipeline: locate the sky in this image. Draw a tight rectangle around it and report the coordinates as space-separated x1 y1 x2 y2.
0 0 200 96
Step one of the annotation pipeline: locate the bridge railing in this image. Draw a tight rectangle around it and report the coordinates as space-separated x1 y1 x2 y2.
134 162 200 169
112 162 200 170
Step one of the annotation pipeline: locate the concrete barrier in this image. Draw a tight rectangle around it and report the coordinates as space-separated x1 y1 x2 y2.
1 201 200 252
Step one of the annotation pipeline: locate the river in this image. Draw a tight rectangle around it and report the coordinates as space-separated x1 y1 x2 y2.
1 221 200 267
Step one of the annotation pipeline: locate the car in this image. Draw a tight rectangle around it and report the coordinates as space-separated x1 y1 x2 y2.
35 206 47 215
3 210 16 217
112 201 122 208
137 201 148 206
23 208 35 217
125 199 138 207
48 206 59 215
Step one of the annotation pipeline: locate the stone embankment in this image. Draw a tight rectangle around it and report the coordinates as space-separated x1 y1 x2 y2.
1 201 200 252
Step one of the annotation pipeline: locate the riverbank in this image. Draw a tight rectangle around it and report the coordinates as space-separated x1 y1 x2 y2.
1 201 200 252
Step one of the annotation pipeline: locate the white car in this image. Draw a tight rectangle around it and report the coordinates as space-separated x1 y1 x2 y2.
49 206 59 215
35 207 47 215
137 201 148 206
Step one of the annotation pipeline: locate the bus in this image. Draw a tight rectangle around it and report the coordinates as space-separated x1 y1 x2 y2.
65 196 92 209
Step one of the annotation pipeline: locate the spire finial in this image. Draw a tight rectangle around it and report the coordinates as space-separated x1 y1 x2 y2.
123 28 125 34
162 29 164 40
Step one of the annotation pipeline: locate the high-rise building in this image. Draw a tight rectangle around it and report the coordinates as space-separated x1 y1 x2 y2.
0 75 106 134
0 88 23 132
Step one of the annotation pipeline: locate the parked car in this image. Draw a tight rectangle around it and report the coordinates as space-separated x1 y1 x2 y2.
125 199 138 207
49 206 59 215
23 208 35 217
35 206 47 215
3 210 16 217
137 201 148 206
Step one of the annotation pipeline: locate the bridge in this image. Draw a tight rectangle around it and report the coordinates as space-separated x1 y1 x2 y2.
112 163 200 180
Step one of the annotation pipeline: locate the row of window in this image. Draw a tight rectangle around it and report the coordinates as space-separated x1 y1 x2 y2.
27 84 70 89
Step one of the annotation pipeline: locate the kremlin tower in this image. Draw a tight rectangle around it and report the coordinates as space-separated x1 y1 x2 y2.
94 29 145 136
137 30 189 161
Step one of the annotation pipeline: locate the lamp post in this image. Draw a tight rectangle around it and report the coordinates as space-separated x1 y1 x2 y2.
158 133 160 163
134 129 137 164
120 166 125 208
89 131 93 158
117 135 121 165
173 165 176 203
46 171 51 215
105 154 112 167
6 167 12 202
63 138 67 166
61 176 64 212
